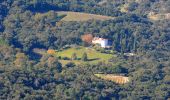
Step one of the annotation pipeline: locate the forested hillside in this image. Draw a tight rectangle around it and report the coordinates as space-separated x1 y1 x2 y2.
0 0 170 100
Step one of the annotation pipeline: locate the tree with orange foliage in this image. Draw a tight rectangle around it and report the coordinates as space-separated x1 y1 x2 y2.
81 33 93 44
47 49 56 55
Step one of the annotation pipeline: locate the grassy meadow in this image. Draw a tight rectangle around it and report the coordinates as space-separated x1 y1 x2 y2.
54 46 114 65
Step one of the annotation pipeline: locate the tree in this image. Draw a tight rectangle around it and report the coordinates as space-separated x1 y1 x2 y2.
14 53 28 68
47 56 62 72
81 52 88 61
47 49 56 55
81 33 93 44
71 53 77 60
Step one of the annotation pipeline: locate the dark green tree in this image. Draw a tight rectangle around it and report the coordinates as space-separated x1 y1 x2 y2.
71 53 77 60
81 52 88 61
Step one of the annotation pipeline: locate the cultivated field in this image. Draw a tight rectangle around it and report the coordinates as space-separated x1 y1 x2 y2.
148 12 170 20
55 46 114 64
94 74 130 84
57 11 115 21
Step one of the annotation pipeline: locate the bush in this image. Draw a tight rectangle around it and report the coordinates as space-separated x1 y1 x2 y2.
62 57 70 60
65 62 76 68
100 48 106 53
58 56 62 60
77 58 81 60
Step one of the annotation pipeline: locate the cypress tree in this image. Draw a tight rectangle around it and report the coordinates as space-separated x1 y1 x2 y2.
71 53 77 60
81 52 88 61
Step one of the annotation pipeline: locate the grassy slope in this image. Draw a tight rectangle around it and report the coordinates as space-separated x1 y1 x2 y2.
57 11 115 21
55 47 113 64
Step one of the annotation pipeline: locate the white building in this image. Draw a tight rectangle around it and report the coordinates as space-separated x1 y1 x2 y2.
92 37 109 48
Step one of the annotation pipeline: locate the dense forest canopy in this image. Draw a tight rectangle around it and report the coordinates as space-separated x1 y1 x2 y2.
0 0 170 100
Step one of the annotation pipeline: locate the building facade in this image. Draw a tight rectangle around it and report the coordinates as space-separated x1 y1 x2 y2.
92 37 109 48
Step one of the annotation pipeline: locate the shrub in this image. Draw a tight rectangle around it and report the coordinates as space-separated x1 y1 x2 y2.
65 62 76 68
62 57 70 60
58 56 62 60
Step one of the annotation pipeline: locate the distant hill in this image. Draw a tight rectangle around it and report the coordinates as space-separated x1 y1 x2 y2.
57 11 115 21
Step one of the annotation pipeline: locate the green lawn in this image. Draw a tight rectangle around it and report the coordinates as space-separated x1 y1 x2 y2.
55 46 114 65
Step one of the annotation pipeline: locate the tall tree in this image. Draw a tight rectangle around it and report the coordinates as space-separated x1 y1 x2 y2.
81 52 88 61
71 53 77 60
81 33 93 44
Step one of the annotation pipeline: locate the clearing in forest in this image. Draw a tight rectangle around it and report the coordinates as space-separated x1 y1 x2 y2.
57 11 115 21
54 46 114 65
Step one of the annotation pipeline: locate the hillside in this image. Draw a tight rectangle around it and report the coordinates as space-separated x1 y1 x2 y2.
0 0 170 100
57 11 115 21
